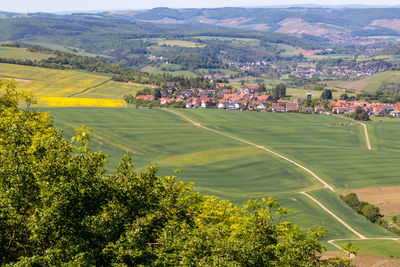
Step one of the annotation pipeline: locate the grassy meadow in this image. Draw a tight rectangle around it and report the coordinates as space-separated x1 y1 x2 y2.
335 239 400 259
310 189 393 237
142 65 198 78
0 46 51 60
327 70 400 92
157 40 206 48
38 107 400 249
178 109 400 190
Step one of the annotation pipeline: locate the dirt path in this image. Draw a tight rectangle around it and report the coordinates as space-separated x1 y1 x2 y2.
360 122 372 151
68 79 111 97
165 108 334 191
334 115 372 151
300 191 366 239
164 109 393 253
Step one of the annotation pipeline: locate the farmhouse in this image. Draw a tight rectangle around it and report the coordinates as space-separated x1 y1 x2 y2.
160 97 174 105
314 105 325 114
218 101 228 109
286 103 299 112
301 107 313 113
136 95 154 101
272 103 285 112
256 94 273 101
256 103 268 111
333 107 352 114
390 110 400 117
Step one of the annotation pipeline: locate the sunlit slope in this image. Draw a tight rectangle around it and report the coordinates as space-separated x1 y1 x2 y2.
0 63 151 106
327 70 400 93
41 108 396 242
179 109 400 190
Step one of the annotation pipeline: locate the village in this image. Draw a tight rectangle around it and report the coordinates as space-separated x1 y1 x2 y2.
135 83 400 118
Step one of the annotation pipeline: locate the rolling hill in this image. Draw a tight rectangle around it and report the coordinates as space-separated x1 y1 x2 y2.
41 107 400 258
327 71 400 92
0 63 153 107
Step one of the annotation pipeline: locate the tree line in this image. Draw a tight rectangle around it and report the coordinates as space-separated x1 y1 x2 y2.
0 46 215 89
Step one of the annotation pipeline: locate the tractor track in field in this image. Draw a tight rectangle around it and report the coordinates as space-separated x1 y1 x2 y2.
333 115 371 150
68 79 111 97
164 108 397 255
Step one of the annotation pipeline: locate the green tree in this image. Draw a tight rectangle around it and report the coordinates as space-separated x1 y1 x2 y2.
341 193 360 208
259 83 267 92
0 80 350 266
320 89 333 100
361 205 381 223
340 93 349 100
273 83 287 99
342 242 358 258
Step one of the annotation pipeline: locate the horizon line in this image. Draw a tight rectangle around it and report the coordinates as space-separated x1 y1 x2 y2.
2 4 400 14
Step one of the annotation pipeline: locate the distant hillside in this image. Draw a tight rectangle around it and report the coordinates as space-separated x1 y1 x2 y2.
328 71 400 92
1 7 400 44
104 7 400 38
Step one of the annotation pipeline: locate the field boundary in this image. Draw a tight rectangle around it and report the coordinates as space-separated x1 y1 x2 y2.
164 108 399 255
164 108 334 191
300 191 366 239
334 115 371 150
68 79 111 97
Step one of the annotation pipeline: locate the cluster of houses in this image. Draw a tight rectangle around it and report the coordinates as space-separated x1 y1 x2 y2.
331 100 400 117
295 62 389 79
136 84 400 117
137 85 323 113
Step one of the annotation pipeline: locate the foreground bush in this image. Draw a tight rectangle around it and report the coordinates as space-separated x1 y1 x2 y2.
0 80 349 266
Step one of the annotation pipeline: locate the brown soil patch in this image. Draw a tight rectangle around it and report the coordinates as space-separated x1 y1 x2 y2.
325 79 369 92
14 79 32 83
218 17 253 28
276 18 330 36
342 186 400 216
371 19 400 32
240 23 270 31
351 253 400 267
296 49 321 55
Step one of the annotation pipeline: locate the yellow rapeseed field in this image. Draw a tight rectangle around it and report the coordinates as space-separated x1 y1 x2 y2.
0 63 155 107
38 97 126 108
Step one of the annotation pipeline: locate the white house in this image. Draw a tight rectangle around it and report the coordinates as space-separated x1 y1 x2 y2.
257 103 268 111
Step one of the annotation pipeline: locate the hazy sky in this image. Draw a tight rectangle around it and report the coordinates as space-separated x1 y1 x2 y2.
2 0 399 13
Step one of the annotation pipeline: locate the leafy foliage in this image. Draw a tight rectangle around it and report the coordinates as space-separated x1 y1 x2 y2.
0 80 350 266
340 193 381 223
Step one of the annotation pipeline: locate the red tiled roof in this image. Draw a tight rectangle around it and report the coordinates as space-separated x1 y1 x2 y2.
137 95 154 101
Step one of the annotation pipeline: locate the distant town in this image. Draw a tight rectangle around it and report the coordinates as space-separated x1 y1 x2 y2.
132 83 400 118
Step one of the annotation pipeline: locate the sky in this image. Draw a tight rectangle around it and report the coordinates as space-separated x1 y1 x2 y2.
2 0 400 13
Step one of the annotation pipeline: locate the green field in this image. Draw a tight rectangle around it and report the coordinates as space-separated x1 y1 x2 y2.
310 189 393 237
0 46 51 60
335 239 400 259
286 87 352 99
22 41 112 58
327 70 400 92
193 36 260 46
178 109 400 190
143 65 198 78
38 107 400 248
0 63 150 104
158 40 206 48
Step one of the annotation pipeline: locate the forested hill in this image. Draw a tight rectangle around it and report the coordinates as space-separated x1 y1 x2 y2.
106 7 400 37
1 7 400 70
3 7 400 38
